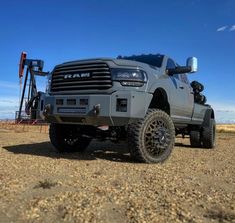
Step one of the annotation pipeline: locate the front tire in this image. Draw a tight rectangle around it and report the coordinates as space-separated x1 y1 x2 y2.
127 109 175 163
49 124 91 153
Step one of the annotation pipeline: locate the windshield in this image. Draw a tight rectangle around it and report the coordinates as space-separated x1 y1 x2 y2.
117 54 164 68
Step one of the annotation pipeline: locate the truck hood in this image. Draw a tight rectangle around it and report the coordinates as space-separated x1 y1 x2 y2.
55 57 150 70
56 58 114 67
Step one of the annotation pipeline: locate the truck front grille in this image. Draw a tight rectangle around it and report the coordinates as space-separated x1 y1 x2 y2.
51 62 112 92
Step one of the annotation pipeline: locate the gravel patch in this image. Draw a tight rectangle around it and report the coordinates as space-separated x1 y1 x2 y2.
0 130 234 222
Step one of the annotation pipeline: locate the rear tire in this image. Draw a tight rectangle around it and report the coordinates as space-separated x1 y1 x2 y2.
190 130 201 147
201 119 216 148
49 123 91 153
127 109 175 163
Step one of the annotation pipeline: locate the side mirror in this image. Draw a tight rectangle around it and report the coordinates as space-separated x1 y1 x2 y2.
187 57 198 73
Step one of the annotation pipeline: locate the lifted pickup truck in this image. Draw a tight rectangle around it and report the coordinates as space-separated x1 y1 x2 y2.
40 54 215 163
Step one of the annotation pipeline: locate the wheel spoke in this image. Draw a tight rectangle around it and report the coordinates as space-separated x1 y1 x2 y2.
145 117 171 158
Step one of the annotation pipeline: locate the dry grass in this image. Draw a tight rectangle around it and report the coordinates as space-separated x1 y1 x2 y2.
216 124 235 133
0 121 49 133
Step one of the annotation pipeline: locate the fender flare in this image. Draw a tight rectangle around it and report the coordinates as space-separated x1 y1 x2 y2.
202 108 215 127
148 87 170 115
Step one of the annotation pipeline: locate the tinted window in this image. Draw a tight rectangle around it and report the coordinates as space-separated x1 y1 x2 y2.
117 54 164 68
180 74 189 84
166 59 176 69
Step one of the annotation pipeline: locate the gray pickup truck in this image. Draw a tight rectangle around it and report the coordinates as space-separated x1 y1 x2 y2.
40 54 215 163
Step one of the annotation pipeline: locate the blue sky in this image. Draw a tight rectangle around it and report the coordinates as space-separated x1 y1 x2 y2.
0 0 235 122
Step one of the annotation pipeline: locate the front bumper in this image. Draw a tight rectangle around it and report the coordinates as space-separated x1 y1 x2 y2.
41 91 152 126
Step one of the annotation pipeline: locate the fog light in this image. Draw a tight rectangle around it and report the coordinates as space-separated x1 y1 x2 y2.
67 99 76 105
56 99 63 105
43 104 52 116
80 99 88 106
116 98 127 112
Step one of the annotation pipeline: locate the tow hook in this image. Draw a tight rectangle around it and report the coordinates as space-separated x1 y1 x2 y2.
43 104 52 116
93 104 100 115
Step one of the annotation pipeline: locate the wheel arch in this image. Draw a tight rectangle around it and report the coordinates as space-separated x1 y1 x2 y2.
148 88 170 115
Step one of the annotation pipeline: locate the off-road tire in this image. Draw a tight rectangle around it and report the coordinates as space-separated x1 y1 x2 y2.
49 123 91 153
127 109 175 163
190 130 201 147
201 119 216 148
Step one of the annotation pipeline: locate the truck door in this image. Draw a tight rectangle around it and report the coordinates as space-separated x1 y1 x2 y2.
166 59 193 122
178 73 194 119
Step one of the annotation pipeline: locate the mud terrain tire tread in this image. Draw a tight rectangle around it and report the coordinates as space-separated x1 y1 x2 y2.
190 130 201 147
127 109 175 163
201 119 216 149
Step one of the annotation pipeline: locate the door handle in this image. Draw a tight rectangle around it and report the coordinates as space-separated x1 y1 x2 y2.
179 86 184 89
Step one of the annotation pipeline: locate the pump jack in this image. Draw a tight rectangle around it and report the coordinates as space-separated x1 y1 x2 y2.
17 52 48 123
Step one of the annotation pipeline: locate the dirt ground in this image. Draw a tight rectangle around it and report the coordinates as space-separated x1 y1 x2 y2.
0 128 234 223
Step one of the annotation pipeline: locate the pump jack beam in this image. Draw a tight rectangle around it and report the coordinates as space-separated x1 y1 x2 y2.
17 52 48 121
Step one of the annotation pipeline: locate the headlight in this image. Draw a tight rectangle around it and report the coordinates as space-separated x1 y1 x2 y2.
46 73 52 93
111 69 147 87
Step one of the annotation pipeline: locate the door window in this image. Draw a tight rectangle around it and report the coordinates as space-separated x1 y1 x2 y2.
166 58 176 70
180 74 189 85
